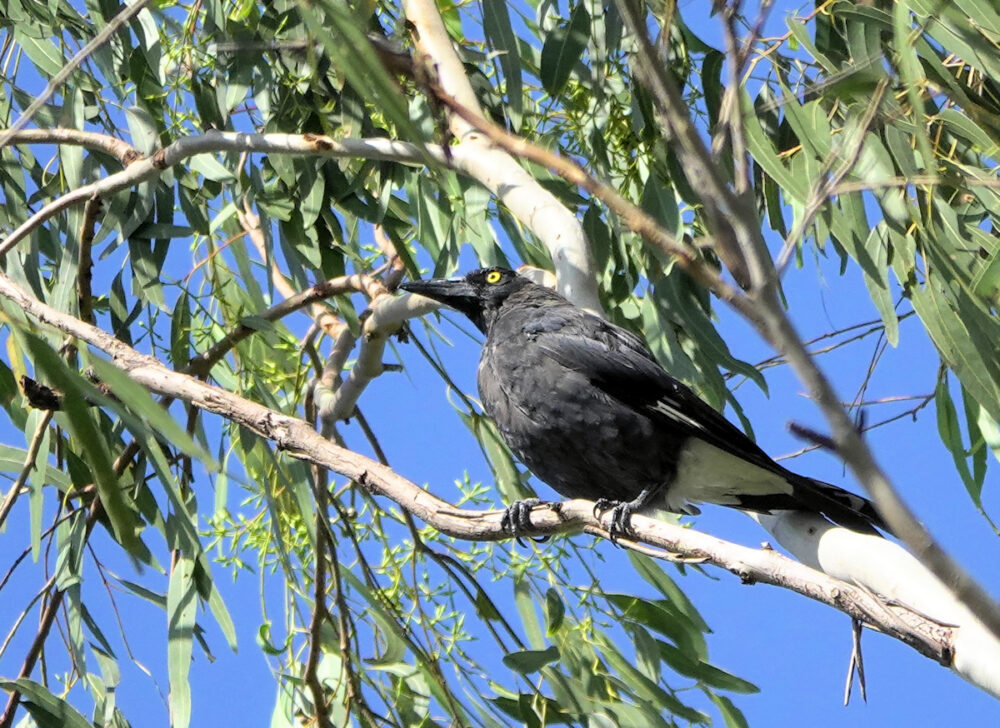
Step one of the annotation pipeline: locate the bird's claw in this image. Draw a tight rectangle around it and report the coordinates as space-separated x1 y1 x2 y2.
593 498 636 545
501 498 552 546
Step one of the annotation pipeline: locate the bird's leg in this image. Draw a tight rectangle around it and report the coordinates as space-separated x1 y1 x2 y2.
593 486 662 544
500 498 555 545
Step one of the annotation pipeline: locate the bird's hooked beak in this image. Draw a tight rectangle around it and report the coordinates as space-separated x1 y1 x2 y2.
398 277 478 308
400 276 490 332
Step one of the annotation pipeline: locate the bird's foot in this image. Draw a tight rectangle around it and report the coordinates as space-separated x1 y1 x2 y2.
593 498 637 544
501 498 554 545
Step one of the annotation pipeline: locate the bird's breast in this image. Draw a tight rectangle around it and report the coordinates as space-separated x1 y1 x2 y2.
477 340 677 502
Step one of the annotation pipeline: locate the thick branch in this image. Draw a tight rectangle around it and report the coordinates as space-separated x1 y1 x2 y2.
427 87 756 322
402 0 601 309
313 292 439 424
0 270 997 697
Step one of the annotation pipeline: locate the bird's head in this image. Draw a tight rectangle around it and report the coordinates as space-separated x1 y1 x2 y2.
399 267 531 333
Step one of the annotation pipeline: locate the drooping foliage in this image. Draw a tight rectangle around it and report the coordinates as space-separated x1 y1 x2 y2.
0 1 998 726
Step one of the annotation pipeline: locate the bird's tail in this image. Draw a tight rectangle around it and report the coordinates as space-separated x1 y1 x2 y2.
789 475 892 536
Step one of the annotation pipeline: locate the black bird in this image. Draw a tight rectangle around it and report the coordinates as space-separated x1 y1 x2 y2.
400 267 890 539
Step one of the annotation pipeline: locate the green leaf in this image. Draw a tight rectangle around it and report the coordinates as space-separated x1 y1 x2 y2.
702 50 726 129
13 31 65 76
540 4 590 96
977 402 1000 466
0 444 71 490
936 369 983 504
605 593 707 659
743 90 800 200
170 291 192 369
514 579 545 649
0 679 92 728
490 693 573 726
970 241 1000 304
125 106 160 155
131 223 195 240
545 588 566 635
27 409 50 560
658 641 758 693
860 226 899 347
639 174 681 242
707 691 750 728
626 551 710 633
483 0 523 128
596 633 709 724
189 153 236 183
167 555 198 728
20 333 140 554
502 645 560 674
461 411 531 503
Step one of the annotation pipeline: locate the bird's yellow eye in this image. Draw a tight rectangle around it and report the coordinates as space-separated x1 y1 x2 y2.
485 270 503 284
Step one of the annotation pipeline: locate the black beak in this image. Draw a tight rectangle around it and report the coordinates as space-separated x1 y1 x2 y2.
398 277 477 307
400 276 493 333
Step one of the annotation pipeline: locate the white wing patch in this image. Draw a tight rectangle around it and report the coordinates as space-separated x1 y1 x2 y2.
650 400 707 431
665 439 792 513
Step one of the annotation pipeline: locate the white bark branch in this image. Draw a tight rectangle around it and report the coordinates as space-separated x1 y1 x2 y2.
0 128 141 166
758 512 1000 697
316 292 439 423
402 0 601 310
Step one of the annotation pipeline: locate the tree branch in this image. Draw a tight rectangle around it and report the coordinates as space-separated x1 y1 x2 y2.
610 0 1000 647
0 128 141 166
185 274 387 379
0 132 447 259
1 269 998 698
401 0 602 310
0 412 54 532
0 0 153 151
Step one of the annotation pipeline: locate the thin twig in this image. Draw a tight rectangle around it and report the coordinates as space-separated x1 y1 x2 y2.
0 133 446 259
304 470 332 727
77 194 101 325
719 1 751 196
0 0 154 150
0 500 102 728
0 128 140 166
776 80 889 274
0 412 54 531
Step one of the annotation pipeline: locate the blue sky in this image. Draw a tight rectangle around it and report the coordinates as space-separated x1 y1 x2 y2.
1 0 999 726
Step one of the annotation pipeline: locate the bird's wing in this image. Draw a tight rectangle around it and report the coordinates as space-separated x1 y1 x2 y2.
533 316 890 534
533 316 786 477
